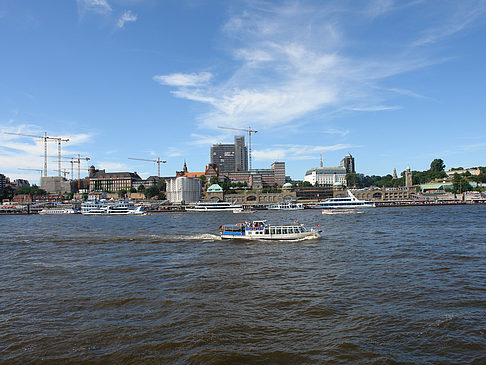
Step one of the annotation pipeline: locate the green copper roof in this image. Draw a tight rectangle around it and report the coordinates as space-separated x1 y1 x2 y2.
207 184 223 192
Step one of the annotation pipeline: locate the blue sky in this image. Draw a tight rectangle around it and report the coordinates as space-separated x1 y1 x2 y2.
1 0 486 184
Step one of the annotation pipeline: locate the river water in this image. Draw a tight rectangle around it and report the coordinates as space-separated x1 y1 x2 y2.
1 205 485 363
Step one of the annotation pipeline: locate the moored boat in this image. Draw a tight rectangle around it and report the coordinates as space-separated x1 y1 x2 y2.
81 200 146 215
39 208 79 215
318 190 375 209
186 201 242 212
267 201 304 210
219 220 320 240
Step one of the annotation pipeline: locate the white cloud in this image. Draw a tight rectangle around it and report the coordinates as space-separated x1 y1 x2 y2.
253 143 354 162
117 10 137 28
154 1 486 134
0 124 95 183
77 0 112 15
322 128 350 137
153 72 213 87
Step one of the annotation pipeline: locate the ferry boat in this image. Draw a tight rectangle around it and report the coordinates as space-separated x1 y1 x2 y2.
39 208 78 215
267 201 304 210
318 190 375 209
219 220 320 240
185 201 242 212
81 200 146 215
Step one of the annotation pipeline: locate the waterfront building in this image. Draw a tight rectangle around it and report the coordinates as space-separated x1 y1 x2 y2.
304 155 350 186
405 166 413 188
445 168 481 177
166 176 201 204
351 187 416 201
41 176 71 194
294 186 334 201
304 166 347 186
89 165 142 192
206 161 286 189
340 153 355 173
0 174 7 190
210 136 248 173
11 179 30 190
234 135 248 172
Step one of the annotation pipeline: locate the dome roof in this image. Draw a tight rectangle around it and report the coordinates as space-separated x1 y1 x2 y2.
207 184 223 193
282 182 293 187
333 181 344 186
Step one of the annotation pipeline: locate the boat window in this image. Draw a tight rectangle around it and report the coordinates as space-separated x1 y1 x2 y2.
282 228 287 234
276 228 281 234
265 228 269 234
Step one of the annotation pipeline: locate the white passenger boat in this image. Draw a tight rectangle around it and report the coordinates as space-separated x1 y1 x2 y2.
219 220 320 240
186 201 242 212
39 208 78 215
81 200 146 215
318 191 375 209
267 201 304 210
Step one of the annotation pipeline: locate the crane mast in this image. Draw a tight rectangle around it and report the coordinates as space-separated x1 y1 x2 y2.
4 131 69 177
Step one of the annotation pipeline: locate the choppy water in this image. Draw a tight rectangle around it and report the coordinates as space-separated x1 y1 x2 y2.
1 205 485 363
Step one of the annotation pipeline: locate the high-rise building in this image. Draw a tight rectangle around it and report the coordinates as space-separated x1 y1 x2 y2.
234 135 248 172
210 136 248 173
340 153 355 174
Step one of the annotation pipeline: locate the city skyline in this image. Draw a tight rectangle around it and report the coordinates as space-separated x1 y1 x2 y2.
1 0 486 185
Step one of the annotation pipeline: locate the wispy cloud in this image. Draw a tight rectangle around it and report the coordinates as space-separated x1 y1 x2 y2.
1 123 95 182
154 72 213 87
77 0 112 15
253 143 354 162
322 128 350 137
154 1 486 133
117 10 137 28
412 1 486 46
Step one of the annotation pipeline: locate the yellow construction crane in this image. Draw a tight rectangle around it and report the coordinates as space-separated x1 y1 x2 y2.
218 126 258 170
128 157 167 177
4 131 69 177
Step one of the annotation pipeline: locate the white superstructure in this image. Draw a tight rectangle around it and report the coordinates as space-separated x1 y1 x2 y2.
220 220 320 240
186 201 242 212
81 200 146 215
39 208 78 215
318 190 375 209
267 201 304 210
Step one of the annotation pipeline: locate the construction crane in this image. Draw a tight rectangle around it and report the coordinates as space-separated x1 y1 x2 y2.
70 154 90 189
4 132 69 177
218 126 258 170
18 168 44 179
54 169 70 179
128 157 167 177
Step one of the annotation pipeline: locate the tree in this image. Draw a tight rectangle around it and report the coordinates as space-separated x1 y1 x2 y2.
210 176 219 185
199 175 207 187
118 189 127 198
346 173 361 188
145 186 159 199
0 186 15 201
129 187 137 193
299 181 312 187
430 158 445 172
138 184 145 192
